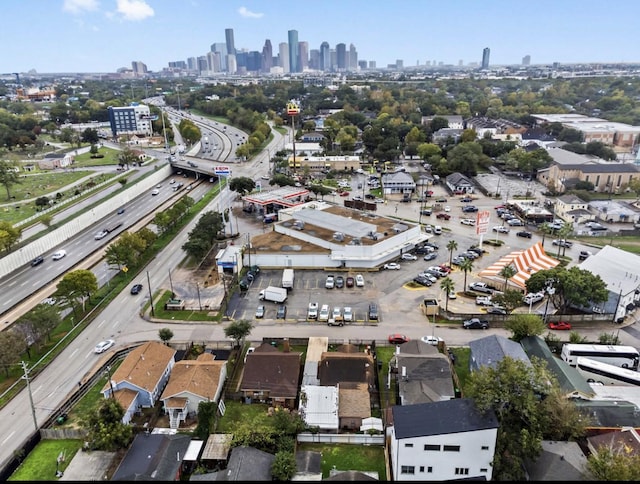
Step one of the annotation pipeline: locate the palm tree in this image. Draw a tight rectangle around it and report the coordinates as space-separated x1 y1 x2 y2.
459 258 474 292
446 240 458 267
499 264 517 292
440 277 455 312
539 222 552 246
557 222 574 257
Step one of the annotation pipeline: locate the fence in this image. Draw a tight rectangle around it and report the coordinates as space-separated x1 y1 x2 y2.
297 432 384 445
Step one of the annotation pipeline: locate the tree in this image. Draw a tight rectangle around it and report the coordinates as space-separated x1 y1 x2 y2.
0 160 21 201
446 239 458 267
556 222 574 257
158 328 174 344
81 128 99 144
588 445 640 480
224 319 253 348
229 176 256 196
82 398 133 451
538 222 552 246
0 221 21 253
118 146 139 168
56 269 99 312
270 174 296 187
440 277 455 312
492 289 526 315
499 264 517 291
526 266 608 314
271 451 297 481
459 258 474 291
0 330 27 377
308 184 333 200
504 313 547 342
466 356 584 480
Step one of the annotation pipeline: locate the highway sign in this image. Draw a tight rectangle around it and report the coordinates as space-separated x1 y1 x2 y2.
214 165 231 176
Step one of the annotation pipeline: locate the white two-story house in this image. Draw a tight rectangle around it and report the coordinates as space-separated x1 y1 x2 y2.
389 398 499 481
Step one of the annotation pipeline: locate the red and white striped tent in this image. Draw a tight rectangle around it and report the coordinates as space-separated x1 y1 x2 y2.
478 242 559 291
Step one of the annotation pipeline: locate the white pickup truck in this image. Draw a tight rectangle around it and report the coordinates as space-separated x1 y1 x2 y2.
469 282 495 294
476 295 493 306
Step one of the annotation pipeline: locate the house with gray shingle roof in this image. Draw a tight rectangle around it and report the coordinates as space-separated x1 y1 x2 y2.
390 399 498 481
160 352 227 429
381 171 416 195
468 335 531 372
445 172 474 194
524 440 592 481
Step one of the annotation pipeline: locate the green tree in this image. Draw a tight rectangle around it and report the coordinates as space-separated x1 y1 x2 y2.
15 303 61 349
117 146 139 168
588 446 640 480
526 266 608 314
158 328 174 344
308 184 333 200
440 277 455 312
229 176 256 196
492 289 526 314
503 313 547 342
459 258 474 291
467 356 583 480
89 144 99 156
446 239 458 267
556 222 574 257
56 269 99 312
538 222 552 247
0 221 21 253
83 398 134 451
270 174 296 187
271 451 297 481
499 264 517 291
81 128 99 144
0 330 27 377
0 160 22 201
224 319 253 348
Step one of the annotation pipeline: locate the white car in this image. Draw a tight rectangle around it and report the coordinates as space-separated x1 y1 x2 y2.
523 292 545 305
94 339 115 354
325 275 335 289
492 225 510 233
444 206 451 212
94 230 109 240
401 253 418 261
52 250 67 260
421 335 444 346
355 274 365 287
383 262 401 270
343 306 354 322
460 218 475 226
151 188 160 195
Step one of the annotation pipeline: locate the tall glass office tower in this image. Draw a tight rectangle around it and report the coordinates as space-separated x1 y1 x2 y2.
481 47 490 69
288 30 299 73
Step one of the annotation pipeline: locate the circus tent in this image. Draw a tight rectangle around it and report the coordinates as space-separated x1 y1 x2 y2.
478 242 559 291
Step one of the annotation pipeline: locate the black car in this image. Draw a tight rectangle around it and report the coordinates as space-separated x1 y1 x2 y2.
435 197 447 203
364 193 376 200
425 242 439 250
415 246 434 255
276 305 287 319
420 209 432 216
413 276 432 287
460 197 473 203
462 205 478 212
463 318 490 329
467 247 484 256
486 306 508 315
368 303 379 321
130 284 143 295
516 231 532 238
423 252 437 261
31 256 44 267
335 275 344 288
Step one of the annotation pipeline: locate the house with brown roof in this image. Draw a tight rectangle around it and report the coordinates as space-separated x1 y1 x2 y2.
160 352 227 429
240 343 302 409
317 350 376 389
337 382 371 431
101 341 176 423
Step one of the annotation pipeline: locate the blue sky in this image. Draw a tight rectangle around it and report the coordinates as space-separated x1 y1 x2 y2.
2 0 639 73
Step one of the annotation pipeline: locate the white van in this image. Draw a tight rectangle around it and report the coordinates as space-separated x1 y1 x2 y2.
433 225 442 235
318 304 330 322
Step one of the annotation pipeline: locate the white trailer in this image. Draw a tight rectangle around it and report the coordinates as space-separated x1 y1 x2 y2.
282 269 295 290
258 286 288 303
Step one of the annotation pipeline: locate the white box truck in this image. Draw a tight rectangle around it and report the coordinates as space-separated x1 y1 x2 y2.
258 286 288 303
282 268 294 290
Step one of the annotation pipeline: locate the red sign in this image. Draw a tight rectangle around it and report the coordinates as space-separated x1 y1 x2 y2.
286 101 300 116
476 210 491 235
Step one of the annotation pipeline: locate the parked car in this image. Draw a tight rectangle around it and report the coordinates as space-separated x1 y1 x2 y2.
415 246 435 254
461 205 478 213
325 275 335 289
451 256 466 266
401 253 418 261
420 209 432 216
462 318 490 329
435 197 447 203
368 302 378 321
507 218 524 226
355 274 365 287
130 284 143 295
346 276 355 287
388 334 410 344
460 197 473 203
421 335 443 346
516 230 532 238
276 305 287 319
492 226 510 233
343 306 354 322
460 218 475 226
255 305 265 319
552 239 573 248
413 276 433 286
335 275 344 288
579 250 593 261
94 339 115 354
523 292 545 305
549 321 572 330
383 262 401 270
423 252 437 261
436 213 451 220
486 306 508 315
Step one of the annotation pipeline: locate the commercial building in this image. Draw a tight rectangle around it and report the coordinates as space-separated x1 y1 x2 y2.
107 103 154 138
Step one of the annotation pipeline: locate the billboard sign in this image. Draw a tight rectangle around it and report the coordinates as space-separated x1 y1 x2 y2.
476 210 491 235
214 165 231 176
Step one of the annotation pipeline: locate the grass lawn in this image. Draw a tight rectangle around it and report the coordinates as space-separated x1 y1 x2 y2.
8 439 83 481
215 400 271 433
72 146 121 167
297 443 387 480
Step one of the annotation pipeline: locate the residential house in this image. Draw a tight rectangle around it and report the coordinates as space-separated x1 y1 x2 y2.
317 349 376 389
337 382 371 431
587 427 640 456
521 128 557 149
554 194 592 225
290 155 361 173
468 335 531 372
190 446 276 481
587 199 640 224
240 343 302 409
391 340 455 405
421 115 464 129
292 450 323 481
299 385 339 431
575 399 640 429
431 128 464 145
101 341 176 423
160 352 227 429
301 132 326 143
389 398 499 481
381 171 416 195
111 433 192 481
524 440 592 481
444 172 474 194
465 116 526 139
38 152 74 170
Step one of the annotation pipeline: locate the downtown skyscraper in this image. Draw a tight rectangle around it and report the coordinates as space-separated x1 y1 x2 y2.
288 30 299 73
481 47 490 69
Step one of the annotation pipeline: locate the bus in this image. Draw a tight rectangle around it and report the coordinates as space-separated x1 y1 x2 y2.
561 344 640 370
575 357 640 387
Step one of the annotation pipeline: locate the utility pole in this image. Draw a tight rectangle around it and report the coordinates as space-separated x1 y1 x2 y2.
146 271 155 317
21 361 39 432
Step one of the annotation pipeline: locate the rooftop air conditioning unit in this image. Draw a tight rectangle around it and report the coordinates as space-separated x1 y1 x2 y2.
333 232 344 242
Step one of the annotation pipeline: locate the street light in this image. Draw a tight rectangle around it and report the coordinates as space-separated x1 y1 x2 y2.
543 285 556 326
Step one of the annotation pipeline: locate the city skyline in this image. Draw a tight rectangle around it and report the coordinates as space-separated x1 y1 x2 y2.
2 0 640 73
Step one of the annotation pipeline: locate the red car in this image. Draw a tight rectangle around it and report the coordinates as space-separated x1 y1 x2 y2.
388 334 410 344
549 321 572 331
436 213 451 220
339 191 349 197
438 264 452 274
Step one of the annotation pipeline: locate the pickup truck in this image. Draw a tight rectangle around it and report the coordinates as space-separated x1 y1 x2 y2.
469 282 495 294
476 295 493 306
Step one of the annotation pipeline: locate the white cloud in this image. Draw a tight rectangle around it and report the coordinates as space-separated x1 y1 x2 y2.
238 6 263 18
115 0 154 21
63 0 99 14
